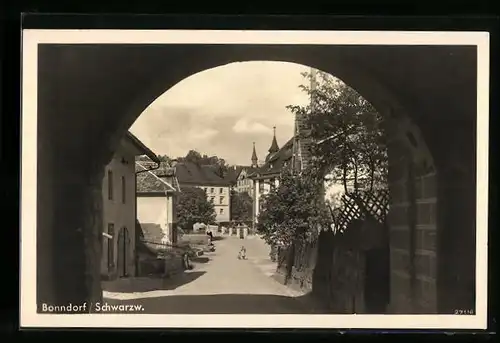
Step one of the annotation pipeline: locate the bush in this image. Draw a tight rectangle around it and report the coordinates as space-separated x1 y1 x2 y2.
256 167 330 248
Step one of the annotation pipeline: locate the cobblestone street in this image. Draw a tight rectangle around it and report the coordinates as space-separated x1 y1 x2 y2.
103 236 314 314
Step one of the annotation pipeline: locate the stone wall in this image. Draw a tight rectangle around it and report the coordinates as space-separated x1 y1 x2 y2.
277 229 378 314
285 240 317 293
385 119 438 314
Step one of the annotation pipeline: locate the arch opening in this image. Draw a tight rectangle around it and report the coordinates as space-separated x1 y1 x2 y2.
105 59 437 315
35 44 477 316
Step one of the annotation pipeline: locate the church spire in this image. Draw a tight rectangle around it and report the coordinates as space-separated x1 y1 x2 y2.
251 142 258 167
265 126 280 162
268 126 279 154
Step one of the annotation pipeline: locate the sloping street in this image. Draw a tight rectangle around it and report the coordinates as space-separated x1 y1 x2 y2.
103 236 313 314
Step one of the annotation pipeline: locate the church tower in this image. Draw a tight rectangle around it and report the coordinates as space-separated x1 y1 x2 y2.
265 126 280 162
251 142 258 168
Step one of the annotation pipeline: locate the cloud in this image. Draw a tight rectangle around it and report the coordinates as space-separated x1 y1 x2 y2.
190 128 219 140
130 61 321 164
232 118 271 134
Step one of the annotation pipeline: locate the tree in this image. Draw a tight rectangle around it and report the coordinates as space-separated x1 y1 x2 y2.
137 154 172 163
180 150 203 165
176 186 216 231
230 190 253 224
286 71 388 195
156 154 172 163
256 167 330 249
178 149 229 178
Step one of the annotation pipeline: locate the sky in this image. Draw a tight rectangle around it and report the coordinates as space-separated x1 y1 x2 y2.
129 61 313 166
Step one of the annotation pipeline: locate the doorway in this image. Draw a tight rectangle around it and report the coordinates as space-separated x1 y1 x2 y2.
117 227 130 278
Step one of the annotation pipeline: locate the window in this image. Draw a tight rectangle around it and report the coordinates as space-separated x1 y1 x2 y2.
210 197 214 203
219 188 223 194
219 196 224 204
210 188 214 193
219 208 224 214
121 176 126 204
107 170 113 200
107 223 114 271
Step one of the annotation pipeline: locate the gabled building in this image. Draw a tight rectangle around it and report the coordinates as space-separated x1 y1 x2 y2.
175 162 232 223
228 142 260 196
101 131 160 280
135 161 181 246
248 127 295 228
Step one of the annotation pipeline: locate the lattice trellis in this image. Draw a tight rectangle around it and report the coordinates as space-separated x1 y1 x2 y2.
332 188 390 234
354 188 390 223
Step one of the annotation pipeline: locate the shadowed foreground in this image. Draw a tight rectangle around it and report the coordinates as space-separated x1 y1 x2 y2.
102 293 315 314
102 272 207 293
102 237 323 314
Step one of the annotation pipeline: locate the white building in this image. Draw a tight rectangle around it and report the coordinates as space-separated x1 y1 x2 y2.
136 161 181 245
175 162 232 223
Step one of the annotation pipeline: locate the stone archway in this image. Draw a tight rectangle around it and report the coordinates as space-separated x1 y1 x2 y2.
35 44 477 314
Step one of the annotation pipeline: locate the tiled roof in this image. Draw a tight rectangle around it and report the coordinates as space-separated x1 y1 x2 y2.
250 137 294 178
225 165 246 184
225 165 260 184
244 166 259 175
136 161 179 193
175 162 232 187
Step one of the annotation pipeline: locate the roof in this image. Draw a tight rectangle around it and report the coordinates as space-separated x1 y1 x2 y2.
225 165 245 184
249 137 294 179
136 161 180 193
175 162 232 187
225 165 260 184
125 132 160 163
267 127 280 156
239 166 259 178
251 143 258 162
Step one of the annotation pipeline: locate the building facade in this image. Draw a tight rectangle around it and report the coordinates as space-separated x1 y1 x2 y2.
136 161 181 245
235 168 255 195
232 142 259 195
249 128 295 228
201 184 231 222
100 132 160 280
175 162 232 223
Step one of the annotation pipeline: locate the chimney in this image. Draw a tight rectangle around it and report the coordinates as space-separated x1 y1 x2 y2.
292 67 316 172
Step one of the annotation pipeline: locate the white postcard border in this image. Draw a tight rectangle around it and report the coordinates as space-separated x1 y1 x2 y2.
20 29 490 329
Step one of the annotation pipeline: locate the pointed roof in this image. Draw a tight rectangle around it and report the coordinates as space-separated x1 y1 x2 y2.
251 142 258 162
249 137 295 180
268 126 280 154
